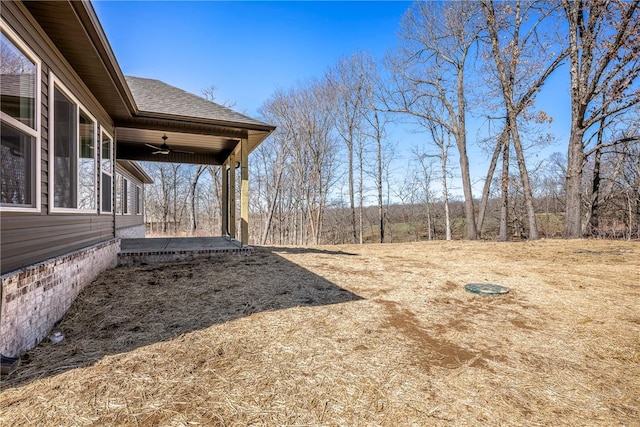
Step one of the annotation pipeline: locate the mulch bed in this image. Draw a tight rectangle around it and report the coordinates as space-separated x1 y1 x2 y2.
1 239 638 426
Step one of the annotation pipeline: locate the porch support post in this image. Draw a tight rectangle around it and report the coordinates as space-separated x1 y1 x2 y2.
221 159 228 236
228 151 236 239
240 137 249 245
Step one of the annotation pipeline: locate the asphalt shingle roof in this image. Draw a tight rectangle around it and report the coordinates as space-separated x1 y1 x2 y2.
125 76 271 129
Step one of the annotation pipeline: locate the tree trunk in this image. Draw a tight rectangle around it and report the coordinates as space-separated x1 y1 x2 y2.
564 130 585 238
441 149 452 241
510 119 539 240
455 75 478 239
348 144 357 243
477 127 508 236
458 141 477 239
588 146 602 236
358 141 364 244
377 130 384 244
189 166 205 235
260 163 285 245
426 202 432 240
499 142 509 241
378 186 384 243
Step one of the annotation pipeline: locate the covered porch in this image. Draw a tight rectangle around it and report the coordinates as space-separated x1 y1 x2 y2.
114 77 275 245
25 2 274 246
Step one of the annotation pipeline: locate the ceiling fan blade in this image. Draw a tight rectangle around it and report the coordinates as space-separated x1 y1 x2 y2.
146 143 162 150
172 149 195 154
152 150 169 155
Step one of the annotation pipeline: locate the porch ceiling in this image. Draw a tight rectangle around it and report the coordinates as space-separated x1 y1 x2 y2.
116 128 240 166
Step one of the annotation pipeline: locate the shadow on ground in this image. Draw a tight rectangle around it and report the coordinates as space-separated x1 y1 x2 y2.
261 246 358 256
3 247 362 389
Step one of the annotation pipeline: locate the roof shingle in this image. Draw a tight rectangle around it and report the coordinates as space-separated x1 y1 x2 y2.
125 76 272 129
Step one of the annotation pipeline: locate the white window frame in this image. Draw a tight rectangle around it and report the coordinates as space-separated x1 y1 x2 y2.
136 184 143 216
0 18 41 213
100 127 113 214
48 72 98 213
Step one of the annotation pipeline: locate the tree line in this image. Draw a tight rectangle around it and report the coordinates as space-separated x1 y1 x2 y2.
142 0 640 244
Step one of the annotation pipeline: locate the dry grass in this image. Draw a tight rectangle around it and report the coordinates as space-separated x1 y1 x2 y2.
1 239 639 426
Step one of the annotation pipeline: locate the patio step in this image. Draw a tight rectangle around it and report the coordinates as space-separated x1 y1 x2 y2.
118 237 253 266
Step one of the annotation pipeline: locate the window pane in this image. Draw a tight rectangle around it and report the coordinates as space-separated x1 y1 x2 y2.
137 186 142 215
53 87 77 208
101 173 112 213
123 178 129 213
115 174 122 214
0 30 36 129
1 120 33 206
128 181 134 214
78 110 95 210
101 132 112 174
100 131 112 213
129 181 140 215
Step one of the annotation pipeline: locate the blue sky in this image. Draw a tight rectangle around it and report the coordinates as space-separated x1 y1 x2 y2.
93 1 570 198
93 1 411 115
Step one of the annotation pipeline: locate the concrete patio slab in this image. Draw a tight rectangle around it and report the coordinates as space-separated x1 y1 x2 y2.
118 237 252 266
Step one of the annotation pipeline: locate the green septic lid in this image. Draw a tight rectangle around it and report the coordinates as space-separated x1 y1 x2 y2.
464 283 510 296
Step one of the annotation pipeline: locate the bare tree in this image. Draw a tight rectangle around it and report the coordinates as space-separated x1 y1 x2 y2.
356 52 390 244
201 84 237 109
255 89 297 245
585 104 640 236
145 163 173 233
412 110 454 240
619 140 640 239
475 125 510 238
188 165 205 234
326 55 367 243
481 0 568 240
562 0 640 237
299 81 339 244
385 1 483 239
414 149 443 240
253 80 339 245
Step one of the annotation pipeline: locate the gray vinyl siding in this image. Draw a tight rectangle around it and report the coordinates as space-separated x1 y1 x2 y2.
115 214 144 230
1 2 117 274
114 167 145 232
0 214 114 274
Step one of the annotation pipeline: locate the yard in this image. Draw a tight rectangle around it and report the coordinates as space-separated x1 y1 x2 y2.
1 239 638 426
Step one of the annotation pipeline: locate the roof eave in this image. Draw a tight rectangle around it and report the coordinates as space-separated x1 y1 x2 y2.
134 110 276 133
72 1 138 116
116 159 154 184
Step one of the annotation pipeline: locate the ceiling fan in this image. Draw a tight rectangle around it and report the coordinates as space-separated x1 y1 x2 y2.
145 134 194 155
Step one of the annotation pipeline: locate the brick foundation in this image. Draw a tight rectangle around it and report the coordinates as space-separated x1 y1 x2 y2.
0 239 120 357
117 246 253 266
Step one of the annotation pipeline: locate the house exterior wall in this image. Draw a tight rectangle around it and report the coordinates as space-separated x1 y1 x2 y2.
1 2 116 275
1 2 123 356
114 165 146 238
0 238 119 357
116 224 146 239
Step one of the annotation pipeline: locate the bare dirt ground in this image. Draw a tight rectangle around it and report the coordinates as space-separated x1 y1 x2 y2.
1 239 638 426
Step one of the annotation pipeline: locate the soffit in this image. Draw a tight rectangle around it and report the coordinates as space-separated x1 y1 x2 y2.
23 1 133 121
